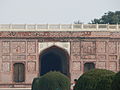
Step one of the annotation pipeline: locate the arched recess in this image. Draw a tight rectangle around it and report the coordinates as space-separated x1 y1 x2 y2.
39 45 69 76
84 62 95 72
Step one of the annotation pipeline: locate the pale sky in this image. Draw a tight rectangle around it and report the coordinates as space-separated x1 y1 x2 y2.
0 0 120 24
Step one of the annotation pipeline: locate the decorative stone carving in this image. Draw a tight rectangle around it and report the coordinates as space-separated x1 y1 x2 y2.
70 42 81 61
2 55 10 61
27 61 36 72
118 42 120 53
81 41 96 54
72 61 80 70
12 41 26 54
2 62 10 72
97 62 106 69
12 55 26 60
98 55 106 61
96 42 106 53
27 55 36 60
108 42 117 54
2 41 10 54
71 42 80 55
109 55 117 61
91 32 110 36
109 62 117 71
71 54 80 61
81 54 96 59
27 41 36 53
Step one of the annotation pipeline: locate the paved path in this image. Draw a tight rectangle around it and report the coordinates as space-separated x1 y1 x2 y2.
0 88 31 90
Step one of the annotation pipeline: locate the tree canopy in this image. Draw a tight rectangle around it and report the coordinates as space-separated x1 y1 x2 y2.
91 11 120 24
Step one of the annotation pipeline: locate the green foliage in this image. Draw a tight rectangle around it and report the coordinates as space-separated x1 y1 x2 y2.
112 71 120 90
32 71 70 90
32 77 40 90
96 75 114 90
74 69 115 90
91 11 120 24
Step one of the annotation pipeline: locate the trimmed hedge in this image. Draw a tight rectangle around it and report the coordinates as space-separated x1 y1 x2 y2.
96 75 114 90
74 69 115 90
112 71 120 90
32 71 70 90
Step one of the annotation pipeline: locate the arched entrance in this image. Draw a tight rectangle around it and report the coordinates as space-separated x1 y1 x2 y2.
84 62 95 72
39 46 69 76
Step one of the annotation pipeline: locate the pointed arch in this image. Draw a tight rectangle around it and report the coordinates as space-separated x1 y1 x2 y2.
39 45 70 76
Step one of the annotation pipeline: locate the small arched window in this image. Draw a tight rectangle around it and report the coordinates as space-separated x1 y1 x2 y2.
84 62 95 72
13 63 25 82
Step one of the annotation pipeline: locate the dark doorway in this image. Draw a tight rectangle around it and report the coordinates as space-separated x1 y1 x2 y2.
40 46 69 76
13 63 25 82
84 62 95 72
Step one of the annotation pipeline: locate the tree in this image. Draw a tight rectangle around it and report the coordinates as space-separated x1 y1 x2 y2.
91 11 120 24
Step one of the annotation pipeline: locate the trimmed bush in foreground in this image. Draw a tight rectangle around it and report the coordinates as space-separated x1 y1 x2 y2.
112 71 120 90
32 71 70 90
96 75 114 90
74 69 115 90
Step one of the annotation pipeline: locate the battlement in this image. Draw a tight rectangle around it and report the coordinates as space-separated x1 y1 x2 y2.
0 24 120 31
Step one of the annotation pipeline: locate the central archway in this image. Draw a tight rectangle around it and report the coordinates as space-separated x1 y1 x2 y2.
39 46 69 76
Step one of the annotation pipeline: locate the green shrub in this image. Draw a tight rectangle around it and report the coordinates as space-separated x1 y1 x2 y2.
112 71 120 90
32 71 70 90
74 69 115 90
32 77 40 90
96 75 114 90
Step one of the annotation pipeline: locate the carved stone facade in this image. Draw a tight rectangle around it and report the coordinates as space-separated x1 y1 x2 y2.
0 39 38 87
0 29 120 88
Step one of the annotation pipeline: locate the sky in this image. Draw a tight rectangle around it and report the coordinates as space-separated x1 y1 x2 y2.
0 0 120 24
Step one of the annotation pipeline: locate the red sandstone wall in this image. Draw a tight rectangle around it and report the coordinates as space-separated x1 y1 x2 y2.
0 38 119 87
0 39 38 87
70 40 120 82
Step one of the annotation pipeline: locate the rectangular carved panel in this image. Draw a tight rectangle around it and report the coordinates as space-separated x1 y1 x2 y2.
109 62 117 71
2 55 10 61
12 41 26 54
108 42 117 54
96 42 106 53
2 62 10 72
81 54 96 59
1 73 12 83
71 54 80 61
27 55 36 60
109 55 117 61
27 41 36 53
71 42 80 55
81 41 96 54
72 61 80 70
12 55 26 60
2 41 10 54
98 62 106 69
98 55 106 61
27 61 36 72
